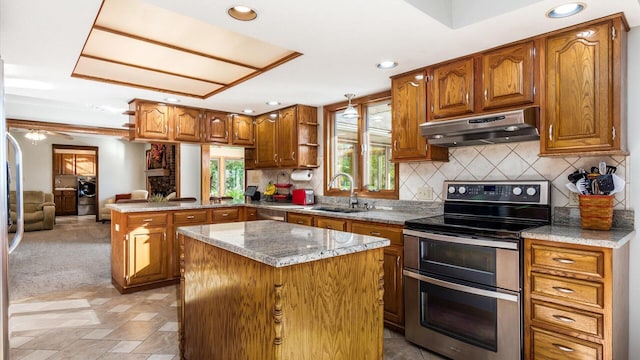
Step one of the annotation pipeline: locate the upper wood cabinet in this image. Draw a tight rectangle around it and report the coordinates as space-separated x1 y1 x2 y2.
428 57 475 119
75 154 96 175
230 114 255 146
254 105 318 169
173 106 201 142
134 101 171 140
54 153 95 175
203 111 230 144
391 70 448 162
541 17 627 156
255 113 279 168
481 41 536 110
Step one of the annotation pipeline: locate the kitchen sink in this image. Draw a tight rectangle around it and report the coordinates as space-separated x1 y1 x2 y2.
310 205 366 213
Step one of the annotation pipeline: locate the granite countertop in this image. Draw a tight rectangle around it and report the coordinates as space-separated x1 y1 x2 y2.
177 220 390 267
522 225 635 249
106 200 244 212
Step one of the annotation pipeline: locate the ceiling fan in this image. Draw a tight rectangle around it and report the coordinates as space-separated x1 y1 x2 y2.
13 128 74 143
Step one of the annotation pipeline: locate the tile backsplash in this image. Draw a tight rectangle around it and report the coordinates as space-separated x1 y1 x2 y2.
248 140 629 210
400 141 629 209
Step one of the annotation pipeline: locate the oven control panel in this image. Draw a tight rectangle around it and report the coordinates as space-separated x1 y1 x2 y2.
443 181 549 204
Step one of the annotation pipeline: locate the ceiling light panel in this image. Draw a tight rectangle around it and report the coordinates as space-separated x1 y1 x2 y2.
74 57 223 97
72 0 301 98
96 0 296 67
82 29 254 84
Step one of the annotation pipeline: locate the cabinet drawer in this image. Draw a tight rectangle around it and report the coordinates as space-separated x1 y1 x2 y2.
352 221 402 245
212 208 240 221
531 273 603 309
288 213 313 226
315 217 349 231
531 244 604 279
127 213 168 227
531 327 602 360
531 300 602 338
173 210 209 225
245 207 257 220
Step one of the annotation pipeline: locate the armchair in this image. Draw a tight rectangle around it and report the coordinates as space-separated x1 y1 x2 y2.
9 191 56 232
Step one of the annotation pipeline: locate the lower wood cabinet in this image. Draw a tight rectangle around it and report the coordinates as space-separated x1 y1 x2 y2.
54 190 77 216
110 206 242 293
287 213 406 332
524 238 629 360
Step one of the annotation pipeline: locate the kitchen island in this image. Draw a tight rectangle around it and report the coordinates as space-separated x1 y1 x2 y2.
177 220 390 360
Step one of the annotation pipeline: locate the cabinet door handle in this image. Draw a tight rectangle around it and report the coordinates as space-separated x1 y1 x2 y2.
327 225 333 229
292 152 296 160
297 220 304 224
143 219 153 223
552 286 575 294
484 89 488 100
552 344 575 352
612 127 616 140
549 124 553 141
409 81 419 87
370 231 381 236
431 104 434 113
393 140 398 150
186 215 195 219
465 92 469 104
552 314 576 323
222 213 229 217
552 257 575 264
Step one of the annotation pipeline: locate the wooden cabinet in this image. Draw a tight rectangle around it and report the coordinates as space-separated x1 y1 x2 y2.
133 101 171 140
203 111 230 144
524 238 629 360
255 113 279 168
231 114 255 146
74 154 96 175
428 57 475 119
391 70 448 162
481 40 536 110
173 106 201 142
54 153 95 175
121 213 170 288
255 105 318 169
541 18 627 156
170 209 210 278
245 207 257 221
244 147 257 170
212 207 241 223
315 216 350 231
287 212 314 226
54 190 77 215
352 221 404 331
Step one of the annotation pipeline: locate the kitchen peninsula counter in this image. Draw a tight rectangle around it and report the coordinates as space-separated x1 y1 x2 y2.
177 220 389 359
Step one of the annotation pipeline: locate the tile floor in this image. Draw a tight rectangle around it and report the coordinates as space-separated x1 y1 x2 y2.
10 283 446 360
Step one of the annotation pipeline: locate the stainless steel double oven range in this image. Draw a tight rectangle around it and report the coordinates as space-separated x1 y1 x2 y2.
403 180 550 360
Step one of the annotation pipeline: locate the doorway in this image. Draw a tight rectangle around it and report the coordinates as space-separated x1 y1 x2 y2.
52 145 99 221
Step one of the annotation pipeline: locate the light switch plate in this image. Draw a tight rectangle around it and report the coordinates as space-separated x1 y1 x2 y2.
416 186 433 201
569 192 579 206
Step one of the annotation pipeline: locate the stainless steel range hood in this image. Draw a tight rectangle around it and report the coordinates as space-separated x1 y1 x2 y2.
420 107 540 147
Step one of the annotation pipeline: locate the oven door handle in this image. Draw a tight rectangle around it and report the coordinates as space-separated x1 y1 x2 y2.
403 270 519 303
403 229 518 250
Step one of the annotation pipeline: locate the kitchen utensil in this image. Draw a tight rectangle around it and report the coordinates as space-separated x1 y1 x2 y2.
596 174 614 194
606 165 617 174
611 174 625 194
565 182 580 193
567 171 583 184
576 177 590 195
599 161 607 175
590 166 600 174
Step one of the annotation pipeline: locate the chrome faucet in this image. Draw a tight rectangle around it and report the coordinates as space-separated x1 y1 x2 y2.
329 173 358 208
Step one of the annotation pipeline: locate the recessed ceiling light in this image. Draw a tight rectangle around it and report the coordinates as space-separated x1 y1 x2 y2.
266 101 281 106
164 97 180 103
228 5 257 21
376 61 398 69
243 109 254 114
546 3 585 18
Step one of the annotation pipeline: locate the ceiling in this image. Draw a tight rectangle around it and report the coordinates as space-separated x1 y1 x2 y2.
2 0 640 130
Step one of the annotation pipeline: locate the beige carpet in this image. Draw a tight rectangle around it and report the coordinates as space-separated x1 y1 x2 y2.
8 216 112 301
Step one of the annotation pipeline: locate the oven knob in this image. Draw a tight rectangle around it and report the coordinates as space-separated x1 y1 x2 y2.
512 187 522 196
526 187 537 196
458 186 467 194
448 186 456 194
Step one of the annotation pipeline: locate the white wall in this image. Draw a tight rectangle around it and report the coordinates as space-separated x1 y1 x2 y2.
626 26 639 357
8 129 147 212
179 143 201 200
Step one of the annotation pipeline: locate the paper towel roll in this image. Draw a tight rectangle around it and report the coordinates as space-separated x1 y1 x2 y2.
290 169 313 181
